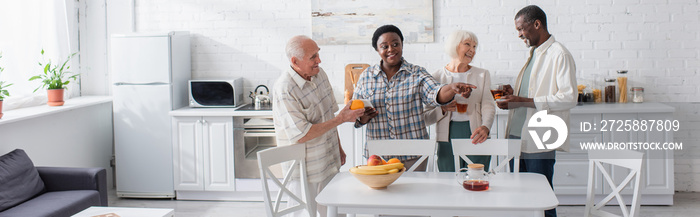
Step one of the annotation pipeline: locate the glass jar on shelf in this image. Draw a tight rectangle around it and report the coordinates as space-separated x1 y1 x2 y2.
604 77 617 103
631 87 644 103
592 74 603 103
583 86 594 103
617 70 628 103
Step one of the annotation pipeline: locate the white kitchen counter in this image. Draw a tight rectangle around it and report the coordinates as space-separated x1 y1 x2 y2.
170 102 672 118
169 105 272 116
495 102 674 115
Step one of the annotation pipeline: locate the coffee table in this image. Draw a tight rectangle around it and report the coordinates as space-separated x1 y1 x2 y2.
71 206 174 217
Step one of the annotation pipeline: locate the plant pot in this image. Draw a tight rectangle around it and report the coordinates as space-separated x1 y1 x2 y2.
0 100 4 119
47 89 65 106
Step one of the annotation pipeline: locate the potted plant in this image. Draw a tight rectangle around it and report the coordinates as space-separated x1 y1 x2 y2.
29 49 79 106
0 81 10 119
0 52 10 119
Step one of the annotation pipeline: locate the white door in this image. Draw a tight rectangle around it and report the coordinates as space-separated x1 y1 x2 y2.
114 84 174 196
111 35 171 84
172 116 205 190
203 116 235 191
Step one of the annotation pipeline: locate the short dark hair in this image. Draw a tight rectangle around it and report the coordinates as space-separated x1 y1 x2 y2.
515 5 547 29
372 24 404 50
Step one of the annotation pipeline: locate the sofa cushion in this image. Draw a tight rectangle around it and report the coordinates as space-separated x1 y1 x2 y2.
0 190 99 217
0 149 46 212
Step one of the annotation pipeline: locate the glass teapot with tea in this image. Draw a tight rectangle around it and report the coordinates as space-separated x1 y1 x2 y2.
456 163 490 191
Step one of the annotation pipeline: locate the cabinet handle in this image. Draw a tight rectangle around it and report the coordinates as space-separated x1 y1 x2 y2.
196 120 201 124
566 172 571 177
202 120 207 125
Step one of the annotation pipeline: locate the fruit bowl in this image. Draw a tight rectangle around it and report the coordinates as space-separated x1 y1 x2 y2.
350 166 405 189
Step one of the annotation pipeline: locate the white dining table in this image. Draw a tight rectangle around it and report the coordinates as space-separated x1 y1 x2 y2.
316 172 559 217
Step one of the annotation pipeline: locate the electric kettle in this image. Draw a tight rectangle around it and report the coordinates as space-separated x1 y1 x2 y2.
250 85 271 109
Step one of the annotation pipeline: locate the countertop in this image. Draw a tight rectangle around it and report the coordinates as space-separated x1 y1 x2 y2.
170 102 675 117
495 102 674 115
170 105 272 117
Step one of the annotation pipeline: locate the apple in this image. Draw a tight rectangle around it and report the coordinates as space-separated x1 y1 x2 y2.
367 155 383 166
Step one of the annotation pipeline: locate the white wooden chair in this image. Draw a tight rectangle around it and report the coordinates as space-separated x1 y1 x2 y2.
585 150 644 217
257 145 314 217
366 139 437 172
450 139 521 173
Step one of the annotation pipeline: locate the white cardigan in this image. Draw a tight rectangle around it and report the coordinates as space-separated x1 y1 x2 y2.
424 66 496 142
505 36 577 153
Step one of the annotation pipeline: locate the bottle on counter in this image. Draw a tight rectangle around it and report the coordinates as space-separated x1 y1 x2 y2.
617 70 628 103
604 77 616 103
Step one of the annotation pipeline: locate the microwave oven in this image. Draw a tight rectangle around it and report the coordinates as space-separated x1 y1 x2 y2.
188 78 244 107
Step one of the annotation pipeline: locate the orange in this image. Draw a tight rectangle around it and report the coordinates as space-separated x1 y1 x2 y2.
350 100 364 110
387 158 401 164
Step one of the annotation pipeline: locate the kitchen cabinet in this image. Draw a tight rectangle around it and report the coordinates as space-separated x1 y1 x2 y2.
172 116 235 192
495 103 674 205
171 107 278 201
168 103 674 204
602 113 675 199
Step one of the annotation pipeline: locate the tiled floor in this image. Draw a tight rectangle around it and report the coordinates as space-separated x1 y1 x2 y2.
109 189 700 217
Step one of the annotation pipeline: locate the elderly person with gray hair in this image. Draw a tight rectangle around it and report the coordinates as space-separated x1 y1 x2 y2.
425 30 496 172
272 35 364 217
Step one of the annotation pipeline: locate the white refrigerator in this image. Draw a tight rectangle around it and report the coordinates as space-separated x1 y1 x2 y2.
111 31 191 198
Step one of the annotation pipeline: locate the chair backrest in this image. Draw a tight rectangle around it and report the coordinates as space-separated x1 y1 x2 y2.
345 63 370 90
257 145 314 217
366 139 437 172
584 150 644 217
450 139 521 173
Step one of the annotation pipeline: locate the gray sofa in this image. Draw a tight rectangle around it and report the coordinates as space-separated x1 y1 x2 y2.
0 149 107 217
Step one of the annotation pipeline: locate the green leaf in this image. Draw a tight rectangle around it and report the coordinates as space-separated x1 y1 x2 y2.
32 50 80 92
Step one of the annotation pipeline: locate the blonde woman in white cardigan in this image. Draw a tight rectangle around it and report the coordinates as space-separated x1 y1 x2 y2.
425 30 496 172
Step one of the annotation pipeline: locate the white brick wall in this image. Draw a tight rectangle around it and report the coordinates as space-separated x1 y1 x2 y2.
132 0 700 191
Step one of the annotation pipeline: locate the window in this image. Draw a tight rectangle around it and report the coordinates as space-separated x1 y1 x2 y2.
0 0 79 111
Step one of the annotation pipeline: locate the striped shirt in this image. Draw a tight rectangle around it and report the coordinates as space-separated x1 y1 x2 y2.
352 58 446 161
272 67 340 183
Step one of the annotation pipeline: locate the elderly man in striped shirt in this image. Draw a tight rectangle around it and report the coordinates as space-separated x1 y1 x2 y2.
272 35 365 217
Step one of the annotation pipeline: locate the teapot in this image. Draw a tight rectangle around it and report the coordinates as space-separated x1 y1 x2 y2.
250 85 271 109
456 163 490 191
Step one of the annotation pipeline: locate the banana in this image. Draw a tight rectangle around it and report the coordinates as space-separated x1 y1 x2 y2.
357 165 392 171
350 162 405 175
360 163 404 171
350 167 389 175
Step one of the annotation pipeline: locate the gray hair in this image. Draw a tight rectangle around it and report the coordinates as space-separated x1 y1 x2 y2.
285 35 311 60
445 30 479 59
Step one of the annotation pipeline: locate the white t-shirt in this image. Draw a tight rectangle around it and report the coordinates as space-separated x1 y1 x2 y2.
447 68 471 122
